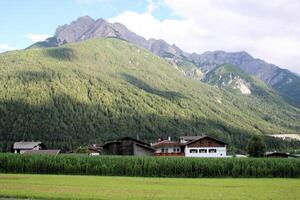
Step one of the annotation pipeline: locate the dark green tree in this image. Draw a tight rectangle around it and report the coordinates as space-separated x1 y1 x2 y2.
247 135 266 157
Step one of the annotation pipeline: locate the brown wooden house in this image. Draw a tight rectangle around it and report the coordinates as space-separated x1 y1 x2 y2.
102 137 154 156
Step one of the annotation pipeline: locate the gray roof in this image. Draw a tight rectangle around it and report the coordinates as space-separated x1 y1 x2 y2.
23 150 60 155
13 141 42 149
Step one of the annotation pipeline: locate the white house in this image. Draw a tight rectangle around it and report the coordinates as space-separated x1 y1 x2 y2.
184 136 227 158
13 141 45 154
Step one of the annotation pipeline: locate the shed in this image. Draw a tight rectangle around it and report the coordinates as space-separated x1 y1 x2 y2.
103 137 154 156
265 152 291 158
12 141 45 154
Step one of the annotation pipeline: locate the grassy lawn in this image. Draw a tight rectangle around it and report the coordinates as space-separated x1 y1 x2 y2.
0 174 299 200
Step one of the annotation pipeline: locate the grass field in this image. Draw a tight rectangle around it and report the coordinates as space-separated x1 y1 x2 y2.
0 174 299 200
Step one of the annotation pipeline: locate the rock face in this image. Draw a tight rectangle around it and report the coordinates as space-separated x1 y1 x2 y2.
233 78 251 95
188 51 300 106
30 16 300 107
31 16 184 59
203 64 273 96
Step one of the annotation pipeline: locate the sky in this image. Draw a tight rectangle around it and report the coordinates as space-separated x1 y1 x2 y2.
0 0 300 74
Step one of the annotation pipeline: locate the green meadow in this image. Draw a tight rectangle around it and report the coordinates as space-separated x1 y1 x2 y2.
0 174 299 200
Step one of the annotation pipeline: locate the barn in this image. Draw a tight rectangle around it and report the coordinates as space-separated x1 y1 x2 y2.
102 137 154 156
12 141 45 154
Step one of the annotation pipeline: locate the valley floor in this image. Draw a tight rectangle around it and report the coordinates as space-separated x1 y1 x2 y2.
0 174 299 200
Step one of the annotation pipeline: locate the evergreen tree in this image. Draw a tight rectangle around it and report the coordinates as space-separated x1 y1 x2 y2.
247 135 266 157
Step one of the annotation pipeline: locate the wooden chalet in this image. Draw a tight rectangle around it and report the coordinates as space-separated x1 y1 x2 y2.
184 136 227 157
102 137 154 156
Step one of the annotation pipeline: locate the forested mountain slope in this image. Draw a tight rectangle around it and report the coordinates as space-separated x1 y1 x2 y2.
1 38 299 152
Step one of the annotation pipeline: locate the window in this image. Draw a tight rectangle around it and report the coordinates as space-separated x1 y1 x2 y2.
177 148 180 152
209 149 217 153
161 148 164 153
199 149 207 153
190 149 198 153
173 148 176 152
165 148 168 153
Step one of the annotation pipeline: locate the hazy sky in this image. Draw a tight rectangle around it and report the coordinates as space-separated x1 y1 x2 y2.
1 0 299 74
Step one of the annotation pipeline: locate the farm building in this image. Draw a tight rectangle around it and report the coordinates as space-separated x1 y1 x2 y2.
184 136 227 157
12 141 45 154
152 139 184 156
265 152 298 158
102 137 154 156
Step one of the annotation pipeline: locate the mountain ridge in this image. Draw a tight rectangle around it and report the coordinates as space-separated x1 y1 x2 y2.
28 16 300 107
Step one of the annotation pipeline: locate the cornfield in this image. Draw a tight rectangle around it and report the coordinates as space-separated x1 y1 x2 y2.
0 153 299 178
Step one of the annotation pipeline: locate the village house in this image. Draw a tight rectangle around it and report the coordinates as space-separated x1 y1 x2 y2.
184 136 227 158
12 141 45 154
152 138 184 156
102 137 154 156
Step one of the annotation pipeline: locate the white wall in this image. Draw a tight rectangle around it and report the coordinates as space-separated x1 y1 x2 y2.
185 147 226 157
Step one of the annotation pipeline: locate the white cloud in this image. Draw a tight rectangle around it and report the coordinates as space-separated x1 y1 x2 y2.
109 0 300 74
0 43 9 50
0 43 17 53
26 34 51 43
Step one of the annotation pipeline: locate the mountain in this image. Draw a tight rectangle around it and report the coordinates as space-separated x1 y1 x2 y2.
1 38 300 152
29 16 183 58
203 64 272 96
189 51 300 107
29 16 300 107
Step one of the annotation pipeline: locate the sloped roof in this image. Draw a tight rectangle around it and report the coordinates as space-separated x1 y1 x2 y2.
186 136 227 145
103 136 151 147
23 150 60 155
180 136 203 141
152 140 183 148
13 141 43 149
264 152 298 157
